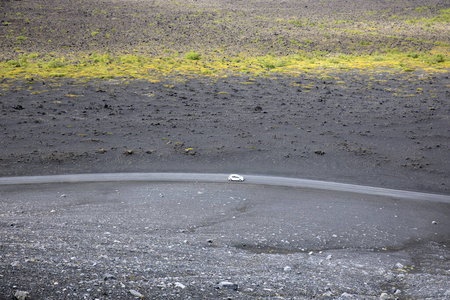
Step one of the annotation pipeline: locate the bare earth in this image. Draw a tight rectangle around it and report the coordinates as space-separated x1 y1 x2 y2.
1 0 450 299
1 0 449 57
1 72 449 194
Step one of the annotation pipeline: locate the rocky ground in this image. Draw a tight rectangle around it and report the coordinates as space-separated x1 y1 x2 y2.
0 0 449 299
1 182 449 299
1 69 449 300
1 0 449 58
1 71 449 194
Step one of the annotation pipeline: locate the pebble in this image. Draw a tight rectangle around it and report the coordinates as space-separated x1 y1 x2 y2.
395 262 404 269
380 292 394 299
340 292 353 298
14 290 30 300
283 266 292 272
103 273 116 280
129 289 144 298
175 282 186 289
219 281 239 290
323 291 333 297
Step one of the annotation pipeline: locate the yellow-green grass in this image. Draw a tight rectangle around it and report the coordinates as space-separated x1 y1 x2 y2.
1 50 448 83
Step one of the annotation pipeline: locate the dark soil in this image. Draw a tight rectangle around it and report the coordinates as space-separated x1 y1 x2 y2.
1 71 449 194
0 0 448 193
1 0 449 58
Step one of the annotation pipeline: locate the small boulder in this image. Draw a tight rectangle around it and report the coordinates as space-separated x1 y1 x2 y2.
219 281 239 290
129 289 144 298
14 291 30 300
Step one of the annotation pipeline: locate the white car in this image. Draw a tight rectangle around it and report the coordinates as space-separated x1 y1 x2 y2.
228 174 244 182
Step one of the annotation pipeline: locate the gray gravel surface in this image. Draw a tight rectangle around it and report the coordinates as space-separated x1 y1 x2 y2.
1 181 449 299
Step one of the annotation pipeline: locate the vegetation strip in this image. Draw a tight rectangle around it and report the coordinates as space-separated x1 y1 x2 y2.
1 51 448 83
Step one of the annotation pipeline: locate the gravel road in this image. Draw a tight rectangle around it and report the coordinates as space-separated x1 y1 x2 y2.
1 180 449 299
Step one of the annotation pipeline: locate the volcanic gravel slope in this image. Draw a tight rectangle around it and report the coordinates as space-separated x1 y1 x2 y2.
1 72 449 194
0 0 450 299
1 0 449 57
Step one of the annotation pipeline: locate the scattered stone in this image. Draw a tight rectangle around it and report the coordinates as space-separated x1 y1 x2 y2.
323 291 333 297
340 292 353 298
395 262 404 269
97 148 107 154
124 150 133 155
103 273 116 281
184 148 196 155
11 261 20 267
283 266 292 272
14 290 30 300
60 194 66 197
432 221 438 224
314 150 325 155
175 282 186 289
326 254 332 260
219 281 239 291
129 289 144 298
380 292 394 299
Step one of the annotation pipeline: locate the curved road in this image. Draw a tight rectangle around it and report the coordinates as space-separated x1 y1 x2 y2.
1 172 449 203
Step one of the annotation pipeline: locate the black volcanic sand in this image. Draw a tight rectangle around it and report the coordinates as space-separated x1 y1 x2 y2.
1 70 449 194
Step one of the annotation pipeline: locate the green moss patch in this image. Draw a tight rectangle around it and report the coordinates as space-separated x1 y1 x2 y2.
0 51 448 83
